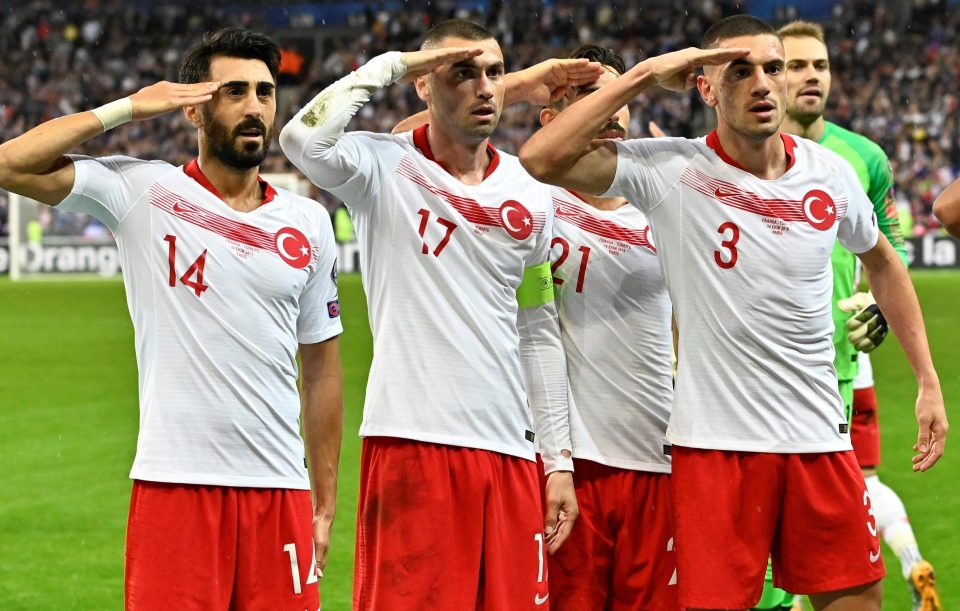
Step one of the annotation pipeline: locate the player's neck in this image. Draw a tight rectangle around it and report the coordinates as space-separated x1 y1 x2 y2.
196 153 264 213
425 124 493 186
716 123 788 180
781 114 825 143
574 190 629 211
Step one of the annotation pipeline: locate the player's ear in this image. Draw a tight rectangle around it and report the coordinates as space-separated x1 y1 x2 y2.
415 76 431 104
696 73 717 108
539 107 559 128
183 104 203 129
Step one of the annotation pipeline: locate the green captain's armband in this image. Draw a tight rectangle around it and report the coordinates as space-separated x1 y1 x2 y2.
517 261 555 308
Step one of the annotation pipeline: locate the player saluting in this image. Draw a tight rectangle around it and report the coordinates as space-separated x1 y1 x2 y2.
280 18 602 611
521 14 947 611
541 46 680 611
0 29 343 610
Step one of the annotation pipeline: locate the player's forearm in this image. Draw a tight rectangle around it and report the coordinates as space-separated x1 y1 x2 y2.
520 62 654 183
301 366 344 520
860 237 939 389
518 301 573 473
0 111 103 203
933 176 960 238
280 52 405 186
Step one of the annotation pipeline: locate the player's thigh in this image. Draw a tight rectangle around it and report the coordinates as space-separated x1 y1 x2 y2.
125 481 236 611
353 437 487 611
774 451 885 596
610 471 680 611
671 447 781 610
543 459 615 611
234 488 319 611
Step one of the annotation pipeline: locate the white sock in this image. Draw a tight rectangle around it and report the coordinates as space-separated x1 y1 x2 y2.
865 474 923 578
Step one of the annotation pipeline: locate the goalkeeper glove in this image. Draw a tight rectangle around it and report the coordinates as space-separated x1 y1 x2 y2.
837 291 889 353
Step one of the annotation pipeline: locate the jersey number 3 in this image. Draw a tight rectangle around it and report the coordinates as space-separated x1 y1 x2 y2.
164 235 209 297
713 222 740 269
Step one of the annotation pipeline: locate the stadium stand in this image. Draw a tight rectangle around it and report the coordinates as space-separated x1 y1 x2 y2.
1 0 957 236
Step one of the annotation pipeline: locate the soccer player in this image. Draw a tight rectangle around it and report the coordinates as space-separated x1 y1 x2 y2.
280 19 602 611
0 28 342 610
779 21 941 610
543 45 679 611
520 14 948 611
933 177 960 236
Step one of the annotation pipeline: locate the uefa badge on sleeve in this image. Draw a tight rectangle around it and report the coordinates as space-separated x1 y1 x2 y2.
327 299 340 318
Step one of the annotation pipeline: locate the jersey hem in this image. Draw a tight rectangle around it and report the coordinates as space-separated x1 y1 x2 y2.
358 428 536 462
129 470 311 490
298 324 343 345
573 452 672 473
665 435 852 454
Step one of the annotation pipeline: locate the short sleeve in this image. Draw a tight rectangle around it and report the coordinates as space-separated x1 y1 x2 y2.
297 216 344 345
58 155 171 232
836 163 880 254
601 137 690 214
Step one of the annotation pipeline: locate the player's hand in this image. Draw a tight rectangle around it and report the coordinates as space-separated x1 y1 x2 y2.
506 58 605 106
399 47 484 82
128 81 220 120
648 120 668 138
543 470 578 554
913 382 948 471
312 512 335 576
838 291 889 352
643 47 750 91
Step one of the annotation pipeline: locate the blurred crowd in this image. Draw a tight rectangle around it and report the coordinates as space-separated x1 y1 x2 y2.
1 0 957 236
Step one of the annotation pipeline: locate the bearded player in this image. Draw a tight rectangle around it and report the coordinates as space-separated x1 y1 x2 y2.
521 14 948 611
281 19 606 611
0 29 342 610
779 20 941 611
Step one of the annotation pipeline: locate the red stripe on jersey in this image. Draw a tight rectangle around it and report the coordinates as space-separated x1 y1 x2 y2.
150 185 279 252
395 156 546 233
553 197 656 252
679 166 848 222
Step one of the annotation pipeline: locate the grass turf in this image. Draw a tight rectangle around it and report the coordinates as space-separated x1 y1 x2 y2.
0 270 956 609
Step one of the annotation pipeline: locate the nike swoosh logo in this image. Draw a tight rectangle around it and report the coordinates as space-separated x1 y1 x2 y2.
554 206 580 217
714 188 740 198
869 549 881 563
172 202 190 213
534 593 549 606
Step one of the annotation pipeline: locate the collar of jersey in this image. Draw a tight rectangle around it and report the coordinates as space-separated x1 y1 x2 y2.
412 124 501 181
705 130 797 175
182 158 277 207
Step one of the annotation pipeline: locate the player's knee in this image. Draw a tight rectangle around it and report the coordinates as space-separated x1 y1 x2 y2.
808 579 881 611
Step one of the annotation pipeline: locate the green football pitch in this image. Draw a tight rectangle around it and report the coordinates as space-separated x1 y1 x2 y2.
1 271 957 610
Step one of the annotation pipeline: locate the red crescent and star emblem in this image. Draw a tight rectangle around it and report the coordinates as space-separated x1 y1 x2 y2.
274 226 311 269
499 200 533 240
801 189 837 231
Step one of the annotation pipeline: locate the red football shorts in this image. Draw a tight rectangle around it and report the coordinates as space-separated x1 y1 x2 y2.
544 459 680 611
671 447 885 609
851 386 881 468
354 437 549 611
125 481 319 611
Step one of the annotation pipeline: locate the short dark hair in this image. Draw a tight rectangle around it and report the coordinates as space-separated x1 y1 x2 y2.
178 28 280 84
421 19 495 50
702 15 779 49
550 45 625 110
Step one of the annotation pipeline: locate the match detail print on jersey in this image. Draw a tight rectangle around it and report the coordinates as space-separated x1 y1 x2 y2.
553 197 656 252
150 184 315 268
395 157 545 238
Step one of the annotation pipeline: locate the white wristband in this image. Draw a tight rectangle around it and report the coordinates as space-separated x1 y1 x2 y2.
91 98 133 132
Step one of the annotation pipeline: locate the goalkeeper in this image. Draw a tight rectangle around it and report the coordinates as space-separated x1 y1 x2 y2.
760 21 941 611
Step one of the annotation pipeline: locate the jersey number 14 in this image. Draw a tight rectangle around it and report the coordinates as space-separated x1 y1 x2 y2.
164 235 209 297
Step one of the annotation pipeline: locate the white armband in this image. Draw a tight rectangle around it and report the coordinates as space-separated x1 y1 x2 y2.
91 98 133 132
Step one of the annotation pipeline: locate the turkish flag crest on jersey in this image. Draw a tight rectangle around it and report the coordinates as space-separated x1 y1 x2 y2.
801 189 838 231
274 226 312 268
499 200 533 240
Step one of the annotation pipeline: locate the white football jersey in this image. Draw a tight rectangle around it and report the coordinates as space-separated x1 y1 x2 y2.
853 352 874 389
310 125 554 461
551 188 673 472
605 132 879 453
59 157 342 488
